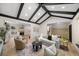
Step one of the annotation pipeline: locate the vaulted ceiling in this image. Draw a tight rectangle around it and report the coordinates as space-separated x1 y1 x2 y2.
0 3 79 25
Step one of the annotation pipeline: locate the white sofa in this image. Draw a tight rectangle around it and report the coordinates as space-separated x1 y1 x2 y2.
39 34 60 49
37 34 61 56
44 44 57 56
39 37 56 46
38 37 57 56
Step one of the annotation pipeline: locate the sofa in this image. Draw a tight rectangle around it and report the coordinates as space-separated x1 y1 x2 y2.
37 34 60 56
39 37 56 47
44 44 57 56
39 34 60 49
37 36 57 56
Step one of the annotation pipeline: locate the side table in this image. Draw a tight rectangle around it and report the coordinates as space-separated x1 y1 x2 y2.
32 41 42 51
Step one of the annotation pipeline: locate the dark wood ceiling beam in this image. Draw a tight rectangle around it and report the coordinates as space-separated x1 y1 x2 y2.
35 12 47 23
72 8 79 19
0 13 39 25
28 4 42 21
42 3 75 5
51 15 73 19
42 5 51 16
49 11 76 15
39 16 51 24
17 3 24 18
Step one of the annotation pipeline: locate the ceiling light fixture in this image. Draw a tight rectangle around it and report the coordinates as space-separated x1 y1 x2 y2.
34 18 36 19
28 7 31 10
25 13 28 16
52 6 55 9
61 6 65 9
38 13 40 15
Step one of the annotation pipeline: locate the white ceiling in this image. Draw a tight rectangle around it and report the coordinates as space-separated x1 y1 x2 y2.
44 17 71 25
0 3 20 17
19 3 38 20
49 22 71 29
37 13 49 23
51 13 74 18
45 4 79 12
31 7 46 22
0 3 79 24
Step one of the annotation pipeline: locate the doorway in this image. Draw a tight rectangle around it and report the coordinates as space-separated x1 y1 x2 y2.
69 25 72 42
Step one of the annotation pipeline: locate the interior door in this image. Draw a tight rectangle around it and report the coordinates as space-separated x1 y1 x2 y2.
69 25 72 42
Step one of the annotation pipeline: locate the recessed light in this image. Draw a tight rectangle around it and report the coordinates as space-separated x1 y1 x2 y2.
38 13 40 15
52 6 55 9
34 18 36 19
25 13 28 16
28 7 31 10
61 6 65 9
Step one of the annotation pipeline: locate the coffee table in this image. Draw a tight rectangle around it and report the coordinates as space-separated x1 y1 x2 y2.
32 41 42 51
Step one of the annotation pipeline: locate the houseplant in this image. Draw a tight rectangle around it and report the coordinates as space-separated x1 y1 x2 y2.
0 28 6 41
0 22 9 43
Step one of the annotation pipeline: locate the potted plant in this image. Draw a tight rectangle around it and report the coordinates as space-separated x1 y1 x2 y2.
0 22 9 44
0 29 6 42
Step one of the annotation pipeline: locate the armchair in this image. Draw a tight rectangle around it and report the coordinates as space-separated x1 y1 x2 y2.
14 36 25 50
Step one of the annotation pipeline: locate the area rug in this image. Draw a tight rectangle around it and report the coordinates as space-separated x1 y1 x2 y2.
16 43 44 56
16 43 66 56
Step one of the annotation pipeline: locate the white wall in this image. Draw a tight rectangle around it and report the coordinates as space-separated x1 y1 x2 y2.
71 12 79 52
0 16 40 40
72 12 79 44
39 17 71 36
0 17 5 27
0 16 72 40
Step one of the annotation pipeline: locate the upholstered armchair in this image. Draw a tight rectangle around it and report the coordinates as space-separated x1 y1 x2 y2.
14 36 25 50
14 39 25 50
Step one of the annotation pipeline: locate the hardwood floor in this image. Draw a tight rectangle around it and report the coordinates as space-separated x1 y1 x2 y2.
58 42 79 56
2 38 79 56
2 37 16 56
